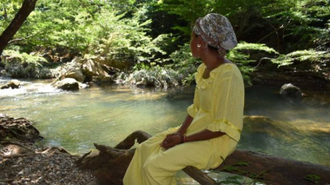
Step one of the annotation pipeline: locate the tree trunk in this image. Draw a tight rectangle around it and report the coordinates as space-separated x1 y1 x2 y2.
77 130 330 185
0 0 38 55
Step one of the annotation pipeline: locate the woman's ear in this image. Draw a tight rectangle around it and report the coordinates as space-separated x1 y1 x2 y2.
196 36 203 44
197 37 208 50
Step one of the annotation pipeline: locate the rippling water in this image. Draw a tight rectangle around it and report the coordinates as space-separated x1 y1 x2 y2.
1 77 330 172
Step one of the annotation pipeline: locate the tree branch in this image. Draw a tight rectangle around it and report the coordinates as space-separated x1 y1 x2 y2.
0 0 38 55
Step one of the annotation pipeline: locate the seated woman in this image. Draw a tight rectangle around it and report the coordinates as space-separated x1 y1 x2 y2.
123 13 245 185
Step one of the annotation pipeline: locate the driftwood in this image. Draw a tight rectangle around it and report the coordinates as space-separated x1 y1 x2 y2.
77 131 330 185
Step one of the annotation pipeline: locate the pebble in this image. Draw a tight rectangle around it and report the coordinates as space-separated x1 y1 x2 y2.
0 146 96 184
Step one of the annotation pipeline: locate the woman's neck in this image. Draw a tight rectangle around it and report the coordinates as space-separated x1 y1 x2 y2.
202 53 228 70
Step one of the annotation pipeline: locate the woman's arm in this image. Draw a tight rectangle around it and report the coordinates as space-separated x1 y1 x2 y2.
161 114 225 149
177 114 193 135
160 114 193 148
184 129 225 142
161 128 225 150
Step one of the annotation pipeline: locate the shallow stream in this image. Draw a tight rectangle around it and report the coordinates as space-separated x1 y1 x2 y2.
1 77 329 183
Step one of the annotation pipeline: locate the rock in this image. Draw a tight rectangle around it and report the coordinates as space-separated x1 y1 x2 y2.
82 58 118 82
63 70 85 82
95 56 132 70
52 58 85 82
0 115 43 143
52 57 119 83
0 80 21 89
279 83 303 98
53 78 79 91
0 144 34 157
0 116 96 184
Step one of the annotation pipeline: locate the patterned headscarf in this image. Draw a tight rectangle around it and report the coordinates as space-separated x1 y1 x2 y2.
193 13 237 54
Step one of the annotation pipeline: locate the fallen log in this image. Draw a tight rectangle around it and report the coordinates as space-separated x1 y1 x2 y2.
218 150 330 185
77 130 330 185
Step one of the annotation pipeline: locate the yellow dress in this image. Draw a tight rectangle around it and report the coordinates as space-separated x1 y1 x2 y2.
123 63 245 185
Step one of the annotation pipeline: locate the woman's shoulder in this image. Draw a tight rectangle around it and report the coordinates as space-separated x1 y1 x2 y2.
213 63 243 82
197 63 206 73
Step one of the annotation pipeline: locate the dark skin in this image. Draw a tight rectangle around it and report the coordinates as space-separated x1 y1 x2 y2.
161 32 232 150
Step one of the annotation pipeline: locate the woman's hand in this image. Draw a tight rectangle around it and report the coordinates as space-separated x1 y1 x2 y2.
161 132 182 150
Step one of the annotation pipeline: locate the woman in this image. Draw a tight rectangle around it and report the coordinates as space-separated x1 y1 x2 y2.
123 13 245 185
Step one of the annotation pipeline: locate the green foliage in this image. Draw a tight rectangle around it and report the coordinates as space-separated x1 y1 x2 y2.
166 43 200 86
157 0 271 37
219 175 244 185
1 0 329 85
1 0 168 67
262 0 330 51
271 50 330 67
158 0 329 52
127 65 180 89
0 0 24 32
227 42 279 85
2 49 47 65
157 0 214 35
233 42 279 54
165 41 280 86
219 162 268 185
85 6 167 64
304 174 321 184
1 50 51 78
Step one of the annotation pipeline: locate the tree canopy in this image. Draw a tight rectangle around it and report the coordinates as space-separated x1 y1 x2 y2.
0 0 329 85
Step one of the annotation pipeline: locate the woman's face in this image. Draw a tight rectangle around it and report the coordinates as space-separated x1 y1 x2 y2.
190 32 201 58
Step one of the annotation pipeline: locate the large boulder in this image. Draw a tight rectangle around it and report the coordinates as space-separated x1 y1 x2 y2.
279 83 303 98
51 57 85 82
53 78 79 91
0 79 21 89
94 56 132 70
82 58 115 82
63 70 85 82
52 57 119 83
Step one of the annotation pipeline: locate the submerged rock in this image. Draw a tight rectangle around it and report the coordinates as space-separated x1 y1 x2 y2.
279 83 303 98
0 79 21 89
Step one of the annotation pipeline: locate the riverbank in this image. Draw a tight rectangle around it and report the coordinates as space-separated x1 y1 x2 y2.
0 115 96 185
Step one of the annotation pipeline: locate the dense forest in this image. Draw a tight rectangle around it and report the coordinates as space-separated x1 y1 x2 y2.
0 0 329 88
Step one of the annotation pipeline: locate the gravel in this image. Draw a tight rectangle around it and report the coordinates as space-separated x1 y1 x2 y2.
0 145 96 185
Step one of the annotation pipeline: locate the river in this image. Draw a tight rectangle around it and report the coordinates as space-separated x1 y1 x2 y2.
1 77 329 183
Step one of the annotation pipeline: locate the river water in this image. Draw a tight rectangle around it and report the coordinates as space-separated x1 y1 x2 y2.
1 77 330 182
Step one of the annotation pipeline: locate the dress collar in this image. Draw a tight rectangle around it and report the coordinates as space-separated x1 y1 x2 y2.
200 62 233 80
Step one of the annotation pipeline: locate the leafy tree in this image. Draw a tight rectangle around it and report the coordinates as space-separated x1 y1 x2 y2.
0 0 37 55
1 0 169 68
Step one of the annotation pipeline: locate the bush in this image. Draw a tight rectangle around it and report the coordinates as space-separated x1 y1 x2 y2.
1 50 52 78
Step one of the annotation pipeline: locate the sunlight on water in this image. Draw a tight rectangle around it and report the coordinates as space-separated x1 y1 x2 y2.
1 78 330 173
0 78 192 155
